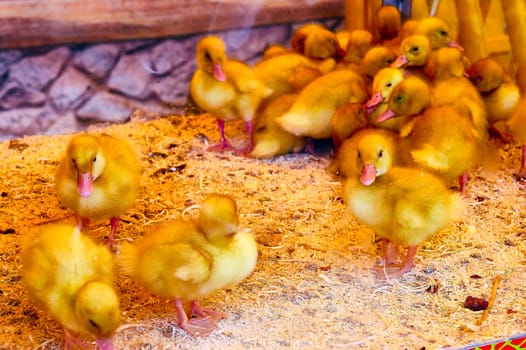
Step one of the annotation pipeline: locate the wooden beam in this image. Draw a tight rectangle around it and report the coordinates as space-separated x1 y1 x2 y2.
0 0 344 49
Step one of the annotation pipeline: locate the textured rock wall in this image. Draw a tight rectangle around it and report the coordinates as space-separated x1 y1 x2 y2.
0 18 343 141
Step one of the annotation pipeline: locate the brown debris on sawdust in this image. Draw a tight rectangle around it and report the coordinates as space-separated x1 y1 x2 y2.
0 112 525 350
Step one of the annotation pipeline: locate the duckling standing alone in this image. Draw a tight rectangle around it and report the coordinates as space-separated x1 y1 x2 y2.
55 133 140 249
342 131 464 276
190 36 272 154
118 194 258 336
21 223 120 349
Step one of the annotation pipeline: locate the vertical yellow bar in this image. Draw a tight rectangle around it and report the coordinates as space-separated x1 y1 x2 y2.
501 0 526 93
455 0 488 62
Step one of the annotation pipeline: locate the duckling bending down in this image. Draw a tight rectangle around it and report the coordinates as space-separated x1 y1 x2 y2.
276 69 368 153
190 36 273 154
118 194 258 336
55 133 140 249
342 132 464 277
468 57 520 141
21 223 120 350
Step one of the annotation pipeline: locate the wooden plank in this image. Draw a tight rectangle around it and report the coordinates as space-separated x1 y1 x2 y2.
0 0 344 49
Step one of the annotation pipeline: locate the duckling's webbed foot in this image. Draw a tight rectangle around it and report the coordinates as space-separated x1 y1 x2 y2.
190 300 226 323
174 299 218 336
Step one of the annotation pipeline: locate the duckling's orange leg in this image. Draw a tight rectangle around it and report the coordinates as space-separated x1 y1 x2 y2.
458 171 468 194
63 328 92 350
488 125 514 143
239 121 254 155
381 239 400 266
173 298 216 336
107 217 119 250
398 245 418 275
191 300 227 323
305 138 318 155
208 119 235 152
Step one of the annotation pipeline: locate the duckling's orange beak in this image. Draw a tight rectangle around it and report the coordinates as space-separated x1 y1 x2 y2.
211 64 226 82
96 338 114 350
78 172 94 197
360 164 376 186
448 41 464 52
391 54 408 68
365 91 383 110
377 109 396 123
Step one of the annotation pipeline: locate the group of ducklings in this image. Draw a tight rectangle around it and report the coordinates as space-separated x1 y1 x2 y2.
20 4 526 349
22 133 258 348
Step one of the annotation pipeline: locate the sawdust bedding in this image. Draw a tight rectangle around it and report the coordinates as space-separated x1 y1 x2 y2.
0 111 525 350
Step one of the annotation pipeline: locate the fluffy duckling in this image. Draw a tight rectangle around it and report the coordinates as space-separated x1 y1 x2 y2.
291 23 327 54
118 194 258 336
21 223 120 349
373 5 402 50
341 30 374 65
364 67 408 131
506 97 526 179
55 133 140 249
467 57 520 140
360 46 398 82
190 35 272 153
253 53 333 101
304 26 345 60
379 76 481 193
331 102 369 152
391 34 431 71
428 47 488 143
250 94 306 159
342 131 464 276
330 127 399 178
413 17 462 51
276 69 368 150
261 44 290 60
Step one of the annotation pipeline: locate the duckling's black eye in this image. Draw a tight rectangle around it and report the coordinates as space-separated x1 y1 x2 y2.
89 319 100 330
395 95 403 102
71 158 76 165
410 46 419 54
386 58 393 64
378 150 383 158
386 82 392 87
204 52 212 62
92 156 97 163
357 151 361 159
439 30 448 36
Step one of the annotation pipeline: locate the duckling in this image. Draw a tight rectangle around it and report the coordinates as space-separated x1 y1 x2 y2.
261 44 290 60
250 94 306 159
276 69 367 141
365 67 408 131
253 53 333 101
341 30 374 66
379 76 481 193
21 223 120 349
360 46 398 82
331 102 369 152
373 5 402 50
118 194 258 336
330 127 400 178
291 23 327 55
302 25 345 60
428 47 488 143
467 57 520 141
413 17 462 50
342 133 464 277
391 34 431 72
55 133 140 249
190 35 272 153
506 97 526 179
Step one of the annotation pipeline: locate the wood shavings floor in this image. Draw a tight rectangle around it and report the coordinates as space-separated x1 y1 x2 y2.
0 113 525 350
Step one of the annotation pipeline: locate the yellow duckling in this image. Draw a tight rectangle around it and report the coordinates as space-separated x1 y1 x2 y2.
190 35 272 153
250 94 306 159
373 5 402 50
330 127 400 178
291 23 344 60
413 17 462 50
276 69 367 152
364 67 408 131
331 103 369 152
55 133 140 249
391 34 431 71
342 131 464 277
21 223 120 349
118 194 258 336
341 29 374 66
291 23 327 55
467 57 520 141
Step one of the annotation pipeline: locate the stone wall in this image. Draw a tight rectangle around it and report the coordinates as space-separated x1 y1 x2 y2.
0 18 343 141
